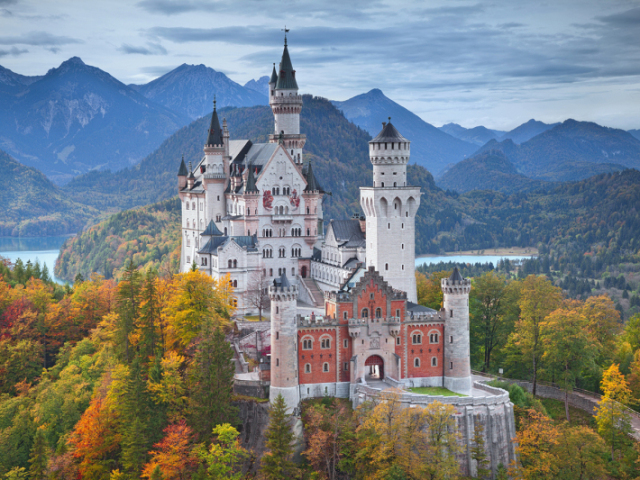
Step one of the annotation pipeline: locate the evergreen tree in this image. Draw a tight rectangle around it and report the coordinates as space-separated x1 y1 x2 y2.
188 323 237 439
150 465 163 480
496 464 508 480
27 428 48 480
139 269 160 361
74 272 85 284
115 260 142 363
470 422 491 479
40 263 50 283
33 260 42 280
260 394 296 480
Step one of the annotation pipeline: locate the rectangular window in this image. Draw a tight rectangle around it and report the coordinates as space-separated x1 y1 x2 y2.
450 336 453 343
396 337 401 345
396 309 400 318
344 362 349 370
450 362 453 370
276 332 279 340
343 339 348 348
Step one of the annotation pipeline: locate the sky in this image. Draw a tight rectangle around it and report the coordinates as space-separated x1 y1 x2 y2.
1 0 639 131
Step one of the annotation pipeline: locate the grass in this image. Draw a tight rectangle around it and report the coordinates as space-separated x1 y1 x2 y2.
243 315 267 322
540 398 595 427
408 387 467 397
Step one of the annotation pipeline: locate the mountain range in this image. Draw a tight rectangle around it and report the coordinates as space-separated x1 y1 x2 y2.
438 123 505 146
332 89 477 175
129 64 268 120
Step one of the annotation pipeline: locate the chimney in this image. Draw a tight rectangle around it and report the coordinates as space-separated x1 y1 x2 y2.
359 215 366 233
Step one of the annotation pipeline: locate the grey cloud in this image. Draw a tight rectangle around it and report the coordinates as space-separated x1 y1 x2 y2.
0 31 81 46
597 7 640 26
119 42 168 55
0 46 27 57
139 65 177 75
136 0 214 15
0 0 17 5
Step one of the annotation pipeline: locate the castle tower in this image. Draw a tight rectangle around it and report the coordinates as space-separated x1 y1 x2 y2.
360 120 421 302
269 33 305 166
203 100 227 227
177 155 188 189
269 272 300 412
441 268 472 395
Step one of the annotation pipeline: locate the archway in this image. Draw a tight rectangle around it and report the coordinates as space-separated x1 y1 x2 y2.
365 355 384 381
301 266 307 278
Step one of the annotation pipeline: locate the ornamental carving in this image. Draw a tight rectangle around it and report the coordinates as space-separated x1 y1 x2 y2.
263 190 273 211
289 189 300 209
370 337 380 349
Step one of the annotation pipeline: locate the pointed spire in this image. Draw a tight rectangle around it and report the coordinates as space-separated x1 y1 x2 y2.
201 219 223 236
188 161 195 179
205 97 223 146
245 163 258 193
269 63 278 84
275 33 298 90
279 270 291 288
449 267 463 282
304 161 323 192
177 155 188 176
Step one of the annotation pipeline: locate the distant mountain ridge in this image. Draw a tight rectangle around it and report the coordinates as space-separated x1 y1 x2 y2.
244 76 270 96
130 64 268 120
332 89 477 175
630 129 640 141
438 123 505 146
0 57 188 184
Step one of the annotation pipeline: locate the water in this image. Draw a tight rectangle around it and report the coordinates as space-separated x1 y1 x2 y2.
0 236 72 284
416 254 535 268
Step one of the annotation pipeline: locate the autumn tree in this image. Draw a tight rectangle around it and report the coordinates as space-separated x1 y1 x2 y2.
195 423 248 480
470 422 491 479
596 364 634 461
187 323 237 440
244 266 270 321
416 271 450 310
27 428 48 480
142 420 198 480
148 351 187 422
541 304 598 421
261 394 297 480
513 409 560 479
505 275 562 395
582 295 621 366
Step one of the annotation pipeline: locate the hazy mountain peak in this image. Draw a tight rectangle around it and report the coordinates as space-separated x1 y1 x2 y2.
244 75 269 95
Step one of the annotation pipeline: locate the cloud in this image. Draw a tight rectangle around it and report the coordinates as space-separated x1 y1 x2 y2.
0 0 17 5
0 46 27 57
597 7 640 26
118 42 168 55
136 0 215 15
0 31 81 46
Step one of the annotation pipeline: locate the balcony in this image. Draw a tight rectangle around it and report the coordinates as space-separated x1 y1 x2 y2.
272 214 293 222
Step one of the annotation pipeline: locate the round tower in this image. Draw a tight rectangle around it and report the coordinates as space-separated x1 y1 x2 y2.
203 100 227 229
441 267 472 395
268 33 305 166
360 119 421 302
269 272 300 412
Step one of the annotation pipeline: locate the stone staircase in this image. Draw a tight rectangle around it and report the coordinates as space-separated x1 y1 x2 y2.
299 276 325 307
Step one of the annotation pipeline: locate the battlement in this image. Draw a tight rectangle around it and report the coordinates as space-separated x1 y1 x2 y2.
268 284 298 301
440 277 471 294
297 314 336 327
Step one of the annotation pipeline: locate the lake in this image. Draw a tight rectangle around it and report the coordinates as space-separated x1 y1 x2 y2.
0 236 72 284
416 254 535 268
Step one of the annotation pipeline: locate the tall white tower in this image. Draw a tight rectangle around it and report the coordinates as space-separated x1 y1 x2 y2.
441 268 472 395
360 119 421 302
202 100 228 228
269 272 300 412
268 33 305 166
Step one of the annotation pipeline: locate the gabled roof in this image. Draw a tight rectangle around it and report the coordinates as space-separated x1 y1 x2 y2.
330 219 364 243
407 302 436 314
198 236 227 255
205 102 223 146
275 42 298 90
177 156 188 176
198 234 258 257
201 220 223 236
269 63 278 84
371 120 408 143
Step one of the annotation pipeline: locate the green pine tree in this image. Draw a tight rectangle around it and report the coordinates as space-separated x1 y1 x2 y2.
496 463 508 480
150 465 163 480
40 263 51 283
121 416 148 476
33 260 42 280
115 260 142 363
188 323 237 439
470 422 491 479
139 269 161 361
27 428 48 480
260 394 296 480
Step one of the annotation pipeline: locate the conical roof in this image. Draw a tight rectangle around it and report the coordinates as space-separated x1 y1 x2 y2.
304 161 323 192
371 119 408 143
275 43 298 90
201 220 223 236
205 100 223 146
449 267 463 282
244 164 259 193
188 161 195 180
177 156 188 176
279 270 291 288
269 63 278 84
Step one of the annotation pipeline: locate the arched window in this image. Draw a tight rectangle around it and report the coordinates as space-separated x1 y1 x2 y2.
414 358 420 367
343 311 348 320
233 260 237 268
306 206 310 214
192 202 195 210
305 364 311 373
302 337 313 350
412 332 422 344
375 308 382 318
321 336 331 349
385 263 389 270
233 280 237 288
228 260 232 268
429 331 439 344
323 363 329 372
431 357 438 367
361 308 369 318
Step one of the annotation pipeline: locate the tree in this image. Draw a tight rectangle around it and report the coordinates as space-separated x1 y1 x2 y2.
595 364 634 461
244 266 270 321
261 394 296 480
541 305 598 421
416 271 450 310
148 351 187 422
581 295 621 366
188 324 237 440
115 260 143 363
512 409 560 479
195 423 248 480
553 425 606 480
139 269 161 361
506 275 562 395
27 428 49 480
141 420 198 480
470 422 490 479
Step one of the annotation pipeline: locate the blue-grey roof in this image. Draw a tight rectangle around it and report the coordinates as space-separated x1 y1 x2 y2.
342 257 360 270
275 44 298 90
449 267 463 282
198 236 227 255
206 105 223 146
201 220 223 236
330 219 365 244
371 120 408 143
269 63 278 84
178 157 188 176
198 234 258 256
407 302 436 314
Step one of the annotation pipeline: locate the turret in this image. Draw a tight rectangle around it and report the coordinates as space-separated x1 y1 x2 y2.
187 161 195 189
269 271 300 412
202 98 227 230
441 268 472 395
178 156 188 189
360 119 421 302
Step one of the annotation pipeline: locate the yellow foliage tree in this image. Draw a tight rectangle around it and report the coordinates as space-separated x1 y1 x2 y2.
595 364 633 461
416 271 450 310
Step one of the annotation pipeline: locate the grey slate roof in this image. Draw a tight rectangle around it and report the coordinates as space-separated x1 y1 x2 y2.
269 63 278 84
275 43 298 90
206 104 223 146
198 234 258 256
449 267 463 282
371 120 408 143
201 220 223 236
407 302 436 314
244 164 259 193
198 236 227 255
278 271 291 288
342 257 361 270
304 161 323 192
177 156 188 176
330 219 365 244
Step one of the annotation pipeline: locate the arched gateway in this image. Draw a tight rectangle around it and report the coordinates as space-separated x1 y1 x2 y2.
365 355 384 380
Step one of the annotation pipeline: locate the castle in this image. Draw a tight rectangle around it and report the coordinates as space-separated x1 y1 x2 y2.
180 37 516 477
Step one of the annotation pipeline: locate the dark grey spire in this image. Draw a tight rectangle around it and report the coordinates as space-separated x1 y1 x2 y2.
275 39 298 90
178 155 188 176
245 164 259 193
304 161 322 192
201 219 223 236
188 161 195 180
269 63 278 84
449 267 463 282
371 118 408 143
205 97 223 146
279 270 291 288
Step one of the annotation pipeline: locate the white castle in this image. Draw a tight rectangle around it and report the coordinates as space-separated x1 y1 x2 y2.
178 35 421 311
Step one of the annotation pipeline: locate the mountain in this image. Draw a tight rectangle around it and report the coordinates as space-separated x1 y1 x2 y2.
0 148 98 236
131 64 268 121
332 89 477 175
475 119 640 181
0 57 188 184
438 123 505 146
0 65 42 95
244 76 270 96
437 150 549 194
629 129 640 141
498 119 559 144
